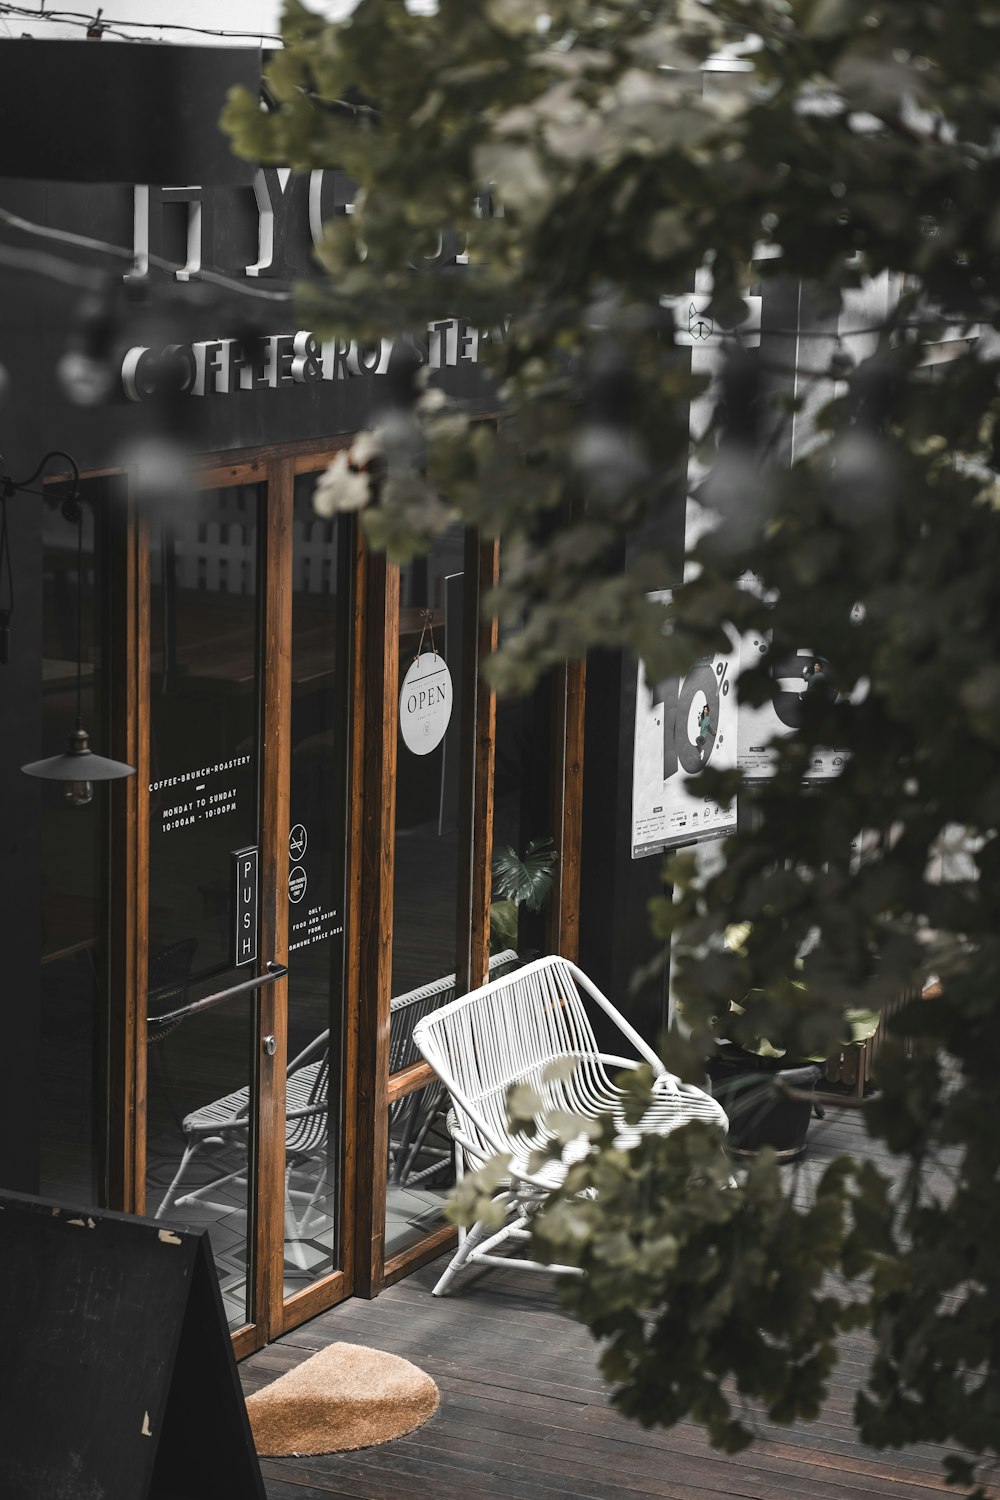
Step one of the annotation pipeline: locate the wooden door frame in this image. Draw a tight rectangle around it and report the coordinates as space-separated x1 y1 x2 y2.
115 440 362 1353
98 438 586 1333
548 657 586 962
107 481 141 1214
275 448 360 1335
255 455 292 1346
348 532 480 1296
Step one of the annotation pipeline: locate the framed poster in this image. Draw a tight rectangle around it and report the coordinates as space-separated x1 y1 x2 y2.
735 574 864 783
631 592 739 858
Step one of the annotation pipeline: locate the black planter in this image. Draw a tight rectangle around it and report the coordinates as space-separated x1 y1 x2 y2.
709 1048 823 1162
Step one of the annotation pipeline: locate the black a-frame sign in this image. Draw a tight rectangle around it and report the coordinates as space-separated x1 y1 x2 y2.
0 1190 266 1500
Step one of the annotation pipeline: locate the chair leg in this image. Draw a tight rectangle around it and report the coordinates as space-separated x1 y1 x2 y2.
283 1164 315 1272
431 1215 493 1297
398 1101 448 1186
153 1139 199 1220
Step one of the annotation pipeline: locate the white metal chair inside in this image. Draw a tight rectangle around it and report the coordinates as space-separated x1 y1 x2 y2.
152 951 523 1260
413 954 729 1296
153 1029 332 1270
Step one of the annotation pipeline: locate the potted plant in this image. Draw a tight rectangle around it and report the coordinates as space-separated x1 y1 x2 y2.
489 836 558 956
708 923 880 1162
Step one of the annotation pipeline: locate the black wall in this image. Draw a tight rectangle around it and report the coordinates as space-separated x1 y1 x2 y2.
0 497 42 1189
0 174 496 476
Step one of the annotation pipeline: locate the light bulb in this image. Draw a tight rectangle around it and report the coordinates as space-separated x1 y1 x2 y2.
57 350 113 407
64 779 94 808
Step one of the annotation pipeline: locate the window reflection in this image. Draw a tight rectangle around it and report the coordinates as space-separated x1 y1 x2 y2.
385 1078 455 1261
145 482 262 1331
281 475 351 1295
383 947 520 1258
391 524 466 1000
36 481 113 1206
146 484 261 991
492 648 556 964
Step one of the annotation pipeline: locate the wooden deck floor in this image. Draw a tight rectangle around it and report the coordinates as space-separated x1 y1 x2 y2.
241 1100 993 1500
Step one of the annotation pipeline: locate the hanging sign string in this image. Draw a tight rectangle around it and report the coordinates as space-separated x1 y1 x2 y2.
414 607 439 662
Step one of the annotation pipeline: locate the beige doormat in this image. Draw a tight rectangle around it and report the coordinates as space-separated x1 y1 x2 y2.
246 1341 440 1457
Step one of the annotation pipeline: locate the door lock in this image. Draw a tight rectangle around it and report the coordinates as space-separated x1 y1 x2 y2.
263 1034 277 1057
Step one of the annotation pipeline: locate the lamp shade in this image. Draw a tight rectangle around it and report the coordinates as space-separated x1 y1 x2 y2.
22 726 135 783
0 40 259 185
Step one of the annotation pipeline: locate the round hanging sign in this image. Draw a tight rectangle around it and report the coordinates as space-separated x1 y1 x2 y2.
399 652 453 756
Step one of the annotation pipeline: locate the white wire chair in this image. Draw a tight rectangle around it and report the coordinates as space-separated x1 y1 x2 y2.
152 951 523 1254
387 949 520 1188
153 1029 332 1268
413 954 729 1296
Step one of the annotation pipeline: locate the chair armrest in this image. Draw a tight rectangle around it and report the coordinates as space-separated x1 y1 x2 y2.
288 1029 331 1074
285 1103 328 1122
591 1054 672 1085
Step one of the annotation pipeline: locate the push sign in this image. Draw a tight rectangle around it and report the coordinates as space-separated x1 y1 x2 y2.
399 653 454 756
231 846 259 967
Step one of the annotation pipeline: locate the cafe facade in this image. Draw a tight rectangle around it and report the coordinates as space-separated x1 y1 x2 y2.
0 159 589 1357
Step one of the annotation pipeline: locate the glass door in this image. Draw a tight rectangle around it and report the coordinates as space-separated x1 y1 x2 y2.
139 462 354 1346
143 476 270 1333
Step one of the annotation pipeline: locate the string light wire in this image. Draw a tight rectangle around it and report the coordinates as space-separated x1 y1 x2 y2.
0 3 281 43
0 205 292 302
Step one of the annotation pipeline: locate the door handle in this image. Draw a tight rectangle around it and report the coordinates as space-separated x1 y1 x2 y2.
263 1035 277 1057
148 960 288 1026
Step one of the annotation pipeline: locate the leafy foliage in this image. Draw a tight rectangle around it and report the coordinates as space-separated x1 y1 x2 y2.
225 1 1000 1489
723 919 880 1058
490 835 557 949
492 836 558 912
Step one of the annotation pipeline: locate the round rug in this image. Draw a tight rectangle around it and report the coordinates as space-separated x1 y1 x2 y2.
245 1341 439 1456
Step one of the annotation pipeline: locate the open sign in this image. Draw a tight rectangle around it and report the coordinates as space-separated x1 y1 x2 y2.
399 652 453 756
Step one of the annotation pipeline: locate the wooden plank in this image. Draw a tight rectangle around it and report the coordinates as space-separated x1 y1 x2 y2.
231 1325 260 1363
197 457 269 487
132 508 151 1217
278 509 366 1337
194 434 360 478
396 1429 872 1500
241 1137 998 1500
548 656 586 961
453 528 480 999
256 458 294 1346
269 1452 736 1500
292 442 352 476
337 515 367 1305
276 1269 349 1336
386 1060 435 1103
380 1221 457 1289
107 480 138 1213
352 551 399 1297
470 536 500 989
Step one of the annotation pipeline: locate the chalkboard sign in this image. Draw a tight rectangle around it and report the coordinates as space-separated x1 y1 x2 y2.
0 1191 265 1500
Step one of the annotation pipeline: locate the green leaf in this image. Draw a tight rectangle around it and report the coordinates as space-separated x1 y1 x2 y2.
492 837 558 912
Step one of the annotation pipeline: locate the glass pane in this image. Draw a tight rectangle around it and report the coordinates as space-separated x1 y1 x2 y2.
391 524 466 1001
384 947 520 1257
492 663 556 964
145 483 262 1330
385 1080 455 1261
146 995 254 1331
31 480 114 1206
146 484 261 984
282 475 351 1295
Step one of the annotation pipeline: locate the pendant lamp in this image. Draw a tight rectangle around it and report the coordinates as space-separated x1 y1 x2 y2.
20 455 135 804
